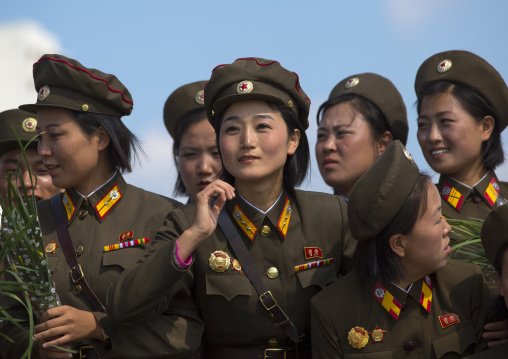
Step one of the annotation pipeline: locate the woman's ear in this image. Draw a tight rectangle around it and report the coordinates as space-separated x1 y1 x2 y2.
480 115 495 142
96 126 111 152
389 233 406 258
287 129 301 156
377 131 394 156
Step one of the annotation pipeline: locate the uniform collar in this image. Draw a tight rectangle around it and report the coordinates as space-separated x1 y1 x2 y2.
373 275 433 320
438 171 501 212
226 188 292 242
62 172 127 224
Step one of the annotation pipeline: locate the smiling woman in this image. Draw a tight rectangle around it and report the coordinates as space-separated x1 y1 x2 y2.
106 57 356 358
0 54 203 359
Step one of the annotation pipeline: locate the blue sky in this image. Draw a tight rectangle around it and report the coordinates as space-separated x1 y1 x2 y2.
1 1 508 201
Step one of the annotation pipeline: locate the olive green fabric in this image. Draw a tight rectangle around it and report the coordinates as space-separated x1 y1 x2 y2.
323 73 408 145
414 50 508 131
19 54 133 117
311 260 491 358
107 189 356 357
0 173 203 358
204 57 311 128
481 201 508 266
163 81 207 139
463 341 508 358
348 140 419 242
0 109 38 154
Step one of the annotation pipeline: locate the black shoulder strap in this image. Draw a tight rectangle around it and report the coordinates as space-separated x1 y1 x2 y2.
50 195 106 313
218 210 305 344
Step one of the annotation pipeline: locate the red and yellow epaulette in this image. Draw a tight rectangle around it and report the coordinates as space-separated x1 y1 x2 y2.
232 204 258 241
441 182 464 210
277 198 291 238
420 275 433 313
484 177 500 207
373 282 402 320
95 184 122 220
61 190 76 222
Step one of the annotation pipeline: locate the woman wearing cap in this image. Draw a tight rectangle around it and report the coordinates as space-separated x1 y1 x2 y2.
311 141 492 358
415 50 508 224
315 73 408 200
0 54 203 359
107 57 355 358
163 81 221 202
463 204 508 358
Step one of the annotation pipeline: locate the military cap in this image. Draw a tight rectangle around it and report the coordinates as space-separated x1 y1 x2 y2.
414 50 508 131
163 81 207 139
481 204 508 266
20 54 133 118
204 57 311 129
0 109 39 154
322 73 409 145
348 140 419 242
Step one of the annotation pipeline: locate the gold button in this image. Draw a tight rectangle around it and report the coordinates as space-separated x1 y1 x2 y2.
268 338 279 347
78 209 88 218
73 284 82 296
260 225 271 236
267 267 278 279
82 104 89 111
76 245 84 256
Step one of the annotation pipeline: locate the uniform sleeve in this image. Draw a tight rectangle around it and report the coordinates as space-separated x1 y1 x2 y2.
0 269 39 358
106 207 196 326
470 264 493 353
310 295 343 359
337 196 356 276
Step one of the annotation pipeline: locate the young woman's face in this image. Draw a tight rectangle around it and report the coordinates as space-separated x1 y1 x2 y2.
219 100 299 186
315 102 381 198
36 108 106 194
177 119 221 201
498 250 508 311
417 92 491 181
401 183 452 277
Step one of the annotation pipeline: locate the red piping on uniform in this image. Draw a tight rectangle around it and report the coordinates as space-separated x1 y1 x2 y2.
34 57 133 105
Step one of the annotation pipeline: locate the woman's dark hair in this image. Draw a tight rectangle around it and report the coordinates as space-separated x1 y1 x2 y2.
416 80 504 170
71 110 142 174
317 94 390 141
171 109 209 197
352 173 432 283
213 101 310 191
488 243 508 322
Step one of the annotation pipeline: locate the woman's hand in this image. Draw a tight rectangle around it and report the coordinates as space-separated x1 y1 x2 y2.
177 180 235 260
34 305 102 348
483 319 508 347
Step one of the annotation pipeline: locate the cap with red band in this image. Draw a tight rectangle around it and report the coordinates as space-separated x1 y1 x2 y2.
204 57 310 129
20 54 133 118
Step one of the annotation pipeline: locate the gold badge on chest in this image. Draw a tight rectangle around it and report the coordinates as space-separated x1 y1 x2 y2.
348 326 369 349
209 251 231 272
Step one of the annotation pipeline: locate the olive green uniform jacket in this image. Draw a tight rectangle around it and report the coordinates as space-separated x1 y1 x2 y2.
462 341 508 358
438 172 508 223
107 189 356 357
0 173 203 359
311 260 492 358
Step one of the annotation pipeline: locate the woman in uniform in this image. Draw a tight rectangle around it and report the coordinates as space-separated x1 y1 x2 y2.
107 57 356 358
463 204 508 358
311 140 492 358
415 50 508 223
0 54 203 359
163 81 221 202
315 73 408 200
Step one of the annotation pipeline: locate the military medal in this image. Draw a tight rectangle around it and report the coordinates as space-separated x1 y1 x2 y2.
294 258 333 272
369 326 386 343
104 238 149 252
119 231 134 243
232 259 242 273
348 327 369 349
45 241 59 254
439 313 460 329
304 246 322 259
209 251 231 272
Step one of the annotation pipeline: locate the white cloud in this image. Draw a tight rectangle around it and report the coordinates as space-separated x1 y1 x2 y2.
384 0 459 30
0 19 61 112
